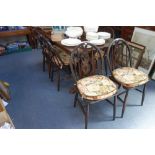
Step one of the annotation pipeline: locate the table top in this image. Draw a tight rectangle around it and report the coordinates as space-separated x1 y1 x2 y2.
50 34 113 55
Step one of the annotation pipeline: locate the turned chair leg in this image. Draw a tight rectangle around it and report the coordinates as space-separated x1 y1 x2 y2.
48 63 52 79
51 68 54 82
113 95 117 120
85 103 89 129
43 55 45 72
121 90 129 118
57 70 60 91
141 84 146 106
74 93 78 107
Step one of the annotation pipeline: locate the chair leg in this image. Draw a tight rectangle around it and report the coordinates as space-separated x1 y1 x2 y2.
141 84 146 106
51 68 54 82
48 63 52 79
113 95 117 120
104 57 108 75
43 55 45 72
121 90 129 118
57 70 60 91
74 93 78 107
85 103 89 129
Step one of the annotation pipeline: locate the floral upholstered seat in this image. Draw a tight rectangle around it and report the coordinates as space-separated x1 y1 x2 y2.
112 67 149 88
77 75 117 101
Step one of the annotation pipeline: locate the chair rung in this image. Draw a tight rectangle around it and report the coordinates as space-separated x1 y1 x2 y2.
117 96 124 103
135 88 143 93
106 99 113 105
118 90 128 97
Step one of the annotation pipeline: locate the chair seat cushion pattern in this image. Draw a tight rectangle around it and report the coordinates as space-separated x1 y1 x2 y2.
112 67 149 88
77 75 117 101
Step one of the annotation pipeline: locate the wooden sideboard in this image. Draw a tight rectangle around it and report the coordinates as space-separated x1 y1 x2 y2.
0 28 35 48
121 26 155 41
0 29 30 38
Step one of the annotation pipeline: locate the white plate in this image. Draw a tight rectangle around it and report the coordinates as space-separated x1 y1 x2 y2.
84 26 99 33
98 32 111 39
65 30 83 38
61 38 81 46
89 39 105 45
86 32 99 40
67 27 83 33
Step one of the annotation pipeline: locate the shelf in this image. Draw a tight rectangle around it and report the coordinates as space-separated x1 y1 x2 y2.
0 29 30 38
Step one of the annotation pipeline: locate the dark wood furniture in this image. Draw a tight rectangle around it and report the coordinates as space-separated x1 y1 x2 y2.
43 36 70 91
32 27 70 91
148 58 155 79
127 41 145 68
29 26 52 49
0 28 35 48
107 38 149 118
51 38 113 55
0 29 30 38
70 42 117 129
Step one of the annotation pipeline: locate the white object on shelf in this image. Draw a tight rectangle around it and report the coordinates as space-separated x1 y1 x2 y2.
61 38 81 46
89 39 105 45
86 32 98 41
84 26 99 33
67 27 83 32
65 30 83 38
65 27 83 38
98 32 111 39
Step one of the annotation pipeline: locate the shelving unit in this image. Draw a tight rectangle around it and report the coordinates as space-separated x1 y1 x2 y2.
0 28 33 55
0 29 30 38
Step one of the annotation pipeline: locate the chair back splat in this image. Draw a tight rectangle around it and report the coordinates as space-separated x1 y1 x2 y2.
107 38 132 74
70 42 103 82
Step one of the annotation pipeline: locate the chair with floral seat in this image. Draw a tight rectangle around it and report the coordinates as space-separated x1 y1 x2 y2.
107 38 149 118
70 42 118 129
42 36 71 91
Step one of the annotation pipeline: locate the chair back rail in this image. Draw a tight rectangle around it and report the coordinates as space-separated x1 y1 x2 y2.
107 38 132 74
70 42 104 82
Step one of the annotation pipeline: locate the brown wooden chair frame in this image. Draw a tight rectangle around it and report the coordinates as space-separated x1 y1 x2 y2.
70 42 117 129
107 38 149 118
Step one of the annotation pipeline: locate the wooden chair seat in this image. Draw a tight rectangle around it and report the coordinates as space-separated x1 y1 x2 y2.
112 67 149 88
77 75 117 101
